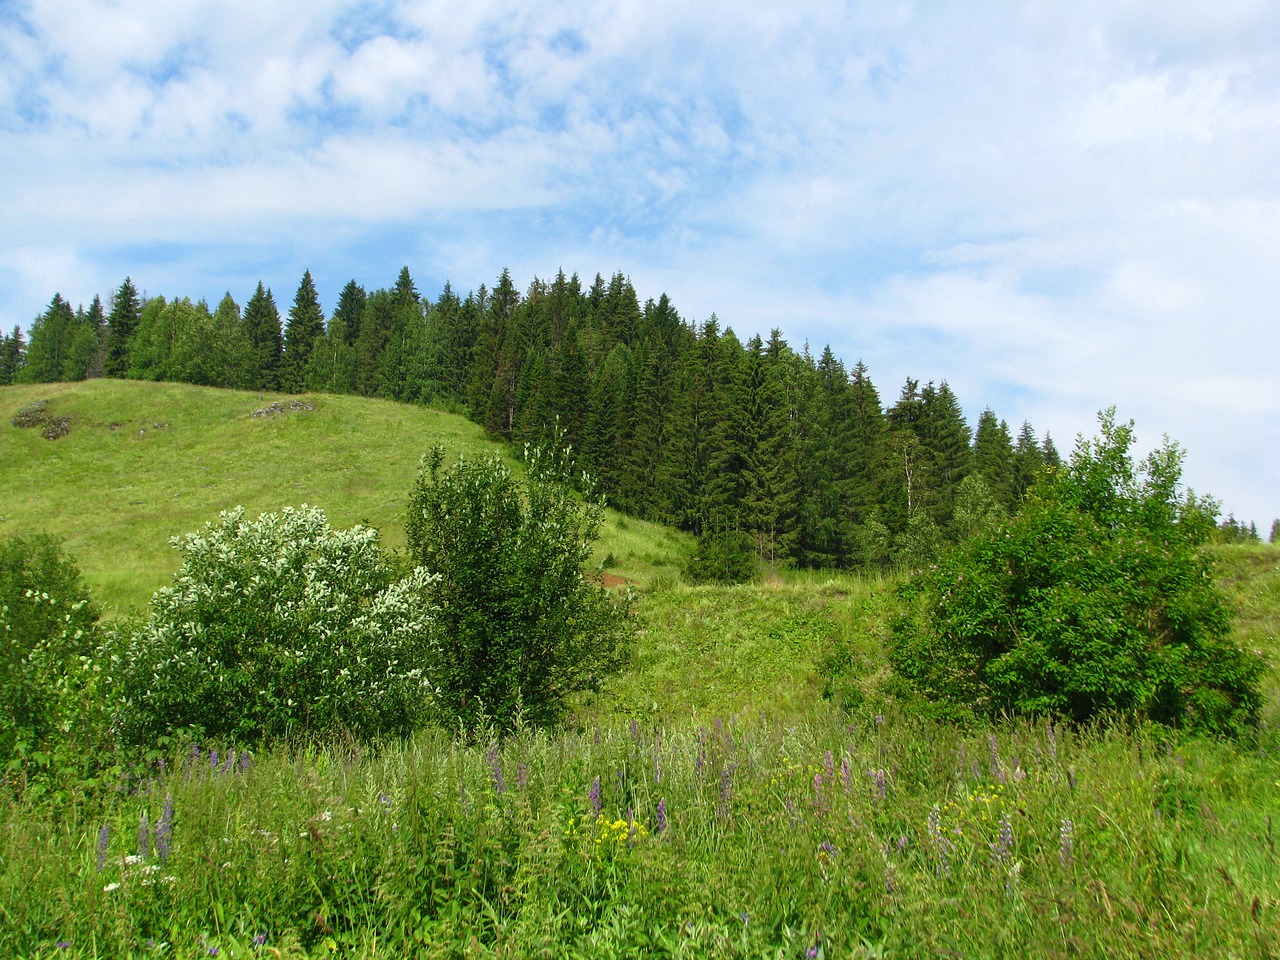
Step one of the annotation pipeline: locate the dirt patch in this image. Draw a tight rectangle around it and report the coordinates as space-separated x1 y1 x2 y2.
252 400 316 418
597 572 631 590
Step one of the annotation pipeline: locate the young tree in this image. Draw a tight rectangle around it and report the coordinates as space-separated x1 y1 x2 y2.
0 326 24 384
405 444 633 730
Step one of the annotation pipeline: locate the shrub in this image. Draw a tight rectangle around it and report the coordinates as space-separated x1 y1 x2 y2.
0 534 102 775
111 506 438 748
888 410 1264 736
406 445 633 730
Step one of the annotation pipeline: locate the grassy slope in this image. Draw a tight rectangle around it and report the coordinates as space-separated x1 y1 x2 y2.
0 381 689 616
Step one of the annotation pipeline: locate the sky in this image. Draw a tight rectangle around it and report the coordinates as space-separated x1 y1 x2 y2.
2 1 1278 529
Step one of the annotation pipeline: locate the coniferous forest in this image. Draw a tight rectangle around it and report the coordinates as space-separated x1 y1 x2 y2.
18 262 1252 570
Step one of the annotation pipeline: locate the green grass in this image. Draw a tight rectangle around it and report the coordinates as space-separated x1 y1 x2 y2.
0 381 690 616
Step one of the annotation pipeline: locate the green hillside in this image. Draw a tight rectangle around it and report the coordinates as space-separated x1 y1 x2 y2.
0 380 689 616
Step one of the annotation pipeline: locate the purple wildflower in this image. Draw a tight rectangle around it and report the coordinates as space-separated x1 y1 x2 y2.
840 757 852 793
873 714 885 726
209 749 219 771
927 806 952 875
589 776 602 819
96 823 110 871
868 768 887 801
655 797 667 835
252 932 268 947
516 762 528 791
56 942 72 949
819 840 838 859
717 764 733 820
137 812 151 861
155 794 174 865
991 815 1014 865
823 750 835 782
487 743 505 795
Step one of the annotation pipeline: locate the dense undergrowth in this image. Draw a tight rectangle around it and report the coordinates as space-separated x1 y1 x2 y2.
3 711 1277 959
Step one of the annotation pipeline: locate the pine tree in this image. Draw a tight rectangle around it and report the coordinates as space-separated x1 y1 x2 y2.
355 290 398 397
1012 421 1045 502
62 303 100 381
583 342 635 497
242 282 283 390
84 295 108 378
281 270 325 393
105 278 141 378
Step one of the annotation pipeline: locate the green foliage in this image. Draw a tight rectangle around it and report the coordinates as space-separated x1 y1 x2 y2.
684 529 759 584
111 506 439 748
406 444 633 730
888 410 1265 736
0 535 102 780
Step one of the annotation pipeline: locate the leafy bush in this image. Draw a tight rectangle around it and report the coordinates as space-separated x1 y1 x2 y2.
406 445 633 730
888 410 1264 736
111 506 438 748
0 534 102 775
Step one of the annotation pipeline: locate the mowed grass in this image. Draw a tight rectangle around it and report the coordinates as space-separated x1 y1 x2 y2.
0 380 690 616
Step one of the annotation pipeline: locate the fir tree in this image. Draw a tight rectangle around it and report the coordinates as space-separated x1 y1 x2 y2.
104 278 141 378
281 270 325 393
972 408 1016 508
0 326 25 385
242 282 283 390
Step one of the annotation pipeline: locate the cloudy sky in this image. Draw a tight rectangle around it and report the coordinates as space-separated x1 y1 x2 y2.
3 1 1277 528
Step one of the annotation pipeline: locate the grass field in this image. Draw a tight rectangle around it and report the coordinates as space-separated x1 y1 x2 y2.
0 381 689 616
2 380 1278 958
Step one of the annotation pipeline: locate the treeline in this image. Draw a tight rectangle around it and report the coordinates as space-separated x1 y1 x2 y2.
5 265 1256 565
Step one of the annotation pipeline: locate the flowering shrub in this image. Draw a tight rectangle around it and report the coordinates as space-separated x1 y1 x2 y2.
111 506 439 747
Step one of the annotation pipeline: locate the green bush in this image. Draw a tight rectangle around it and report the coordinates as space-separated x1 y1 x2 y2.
111 506 439 748
888 410 1264 736
0 534 102 776
406 445 633 730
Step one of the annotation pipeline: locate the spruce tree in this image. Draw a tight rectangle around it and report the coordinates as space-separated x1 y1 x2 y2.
104 278 141 378
0 326 25 385
281 270 325 393
242 282 283 390
332 280 367 347
972 408 1016 508
19 294 74 383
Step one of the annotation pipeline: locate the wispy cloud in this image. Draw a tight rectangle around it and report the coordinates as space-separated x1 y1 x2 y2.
2 0 1278 525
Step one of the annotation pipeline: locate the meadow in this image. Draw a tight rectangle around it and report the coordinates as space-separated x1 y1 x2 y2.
1 381 1278 958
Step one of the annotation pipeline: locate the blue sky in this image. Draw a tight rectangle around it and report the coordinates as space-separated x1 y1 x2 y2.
2 1 1278 528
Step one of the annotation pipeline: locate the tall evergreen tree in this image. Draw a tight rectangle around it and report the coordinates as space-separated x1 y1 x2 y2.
104 278 141 378
355 290 398 397
972 408 1016 508
0 326 25 385
18 294 75 383
1012 421 1045 502
332 280 367 347
281 270 325 393
242 282 283 390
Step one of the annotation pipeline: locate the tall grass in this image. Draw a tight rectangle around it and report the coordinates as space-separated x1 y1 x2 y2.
3 711 1276 958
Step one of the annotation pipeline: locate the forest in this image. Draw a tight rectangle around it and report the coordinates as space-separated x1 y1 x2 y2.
1 266 1265 573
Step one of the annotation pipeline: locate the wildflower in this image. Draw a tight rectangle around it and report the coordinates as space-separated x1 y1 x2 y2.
927 806 952 875
991 815 1014 866
253 932 268 947
813 772 824 809
868 768 888 801
137 813 151 861
96 824 110 871
629 717 639 741
873 714 885 726
209 749 219 770
487 743 505 795
819 840 838 859
840 757 852 793
56 942 71 949
516 762 528 791
589 776 602 820
823 750 835 781
1059 819 1075 867
655 797 667 835
103 882 120 892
